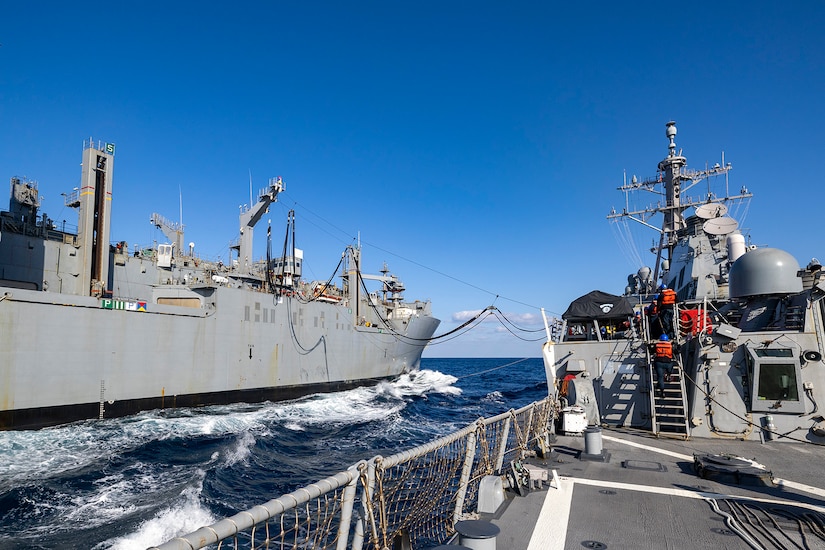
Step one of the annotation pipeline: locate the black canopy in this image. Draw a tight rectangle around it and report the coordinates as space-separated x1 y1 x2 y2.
562 290 635 320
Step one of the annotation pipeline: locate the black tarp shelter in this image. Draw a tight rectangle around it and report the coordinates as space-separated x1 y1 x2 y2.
562 290 635 320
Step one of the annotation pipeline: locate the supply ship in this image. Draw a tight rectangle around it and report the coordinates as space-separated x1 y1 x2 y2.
0 140 439 430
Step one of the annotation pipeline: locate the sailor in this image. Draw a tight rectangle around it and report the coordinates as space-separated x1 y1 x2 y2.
657 284 677 339
650 334 674 398
644 299 662 339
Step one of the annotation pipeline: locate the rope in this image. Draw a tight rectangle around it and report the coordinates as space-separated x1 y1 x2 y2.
456 357 533 380
281 191 560 315
294 250 346 305
265 202 562 349
489 310 548 343
375 458 390 550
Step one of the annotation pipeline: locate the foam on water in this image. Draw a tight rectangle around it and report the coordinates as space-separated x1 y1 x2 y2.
0 410 266 491
234 368 459 431
0 369 455 488
97 476 216 550
222 431 256 467
391 369 462 397
63 474 140 529
483 390 505 404
0 368 463 547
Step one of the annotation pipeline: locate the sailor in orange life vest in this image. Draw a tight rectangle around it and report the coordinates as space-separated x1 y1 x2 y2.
651 334 674 398
657 284 677 339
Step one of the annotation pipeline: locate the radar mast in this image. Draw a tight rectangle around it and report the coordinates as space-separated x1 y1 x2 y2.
607 121 749 289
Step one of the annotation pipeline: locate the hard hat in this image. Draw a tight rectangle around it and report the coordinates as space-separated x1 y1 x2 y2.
660 334 669 341
659 284 666 291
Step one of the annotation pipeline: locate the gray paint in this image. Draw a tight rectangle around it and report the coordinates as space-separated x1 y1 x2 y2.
551 121 825 443
0 142 439 429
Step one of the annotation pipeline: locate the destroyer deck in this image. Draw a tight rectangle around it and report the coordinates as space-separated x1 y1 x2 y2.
488 430 825 549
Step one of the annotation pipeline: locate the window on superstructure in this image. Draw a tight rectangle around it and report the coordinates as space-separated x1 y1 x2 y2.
756 363 799 402
754 349 793 358
746 345 805 413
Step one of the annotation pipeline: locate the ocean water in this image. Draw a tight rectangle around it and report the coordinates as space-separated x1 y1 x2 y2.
0 358 547 549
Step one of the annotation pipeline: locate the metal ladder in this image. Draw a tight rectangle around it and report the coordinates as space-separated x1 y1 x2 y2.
642 305 690 438
651 353 690 439
642 305 690 439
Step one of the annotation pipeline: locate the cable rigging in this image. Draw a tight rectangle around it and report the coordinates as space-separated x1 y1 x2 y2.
455 357 534 380
278 191 555 316
263 201 558 350
348 259 549 344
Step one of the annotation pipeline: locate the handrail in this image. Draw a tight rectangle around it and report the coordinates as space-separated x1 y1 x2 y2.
149 398 553 550
150 467 361 550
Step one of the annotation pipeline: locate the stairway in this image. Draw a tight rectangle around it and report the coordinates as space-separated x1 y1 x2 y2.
643 307 691 439
651 360 690 439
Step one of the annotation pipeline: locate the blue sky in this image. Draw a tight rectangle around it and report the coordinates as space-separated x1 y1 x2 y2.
2 2 823 357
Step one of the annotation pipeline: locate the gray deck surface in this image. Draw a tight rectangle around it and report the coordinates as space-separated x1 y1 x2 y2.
481 428 825 550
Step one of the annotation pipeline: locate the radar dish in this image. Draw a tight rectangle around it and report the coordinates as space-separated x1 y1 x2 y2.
703 216 738 235
695 203 728 219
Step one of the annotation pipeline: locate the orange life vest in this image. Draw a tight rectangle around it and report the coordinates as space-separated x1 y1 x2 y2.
659 288 676 306
654 341 673 359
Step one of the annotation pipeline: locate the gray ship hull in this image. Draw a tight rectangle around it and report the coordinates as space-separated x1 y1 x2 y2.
0 285 439 430
0 141 440 430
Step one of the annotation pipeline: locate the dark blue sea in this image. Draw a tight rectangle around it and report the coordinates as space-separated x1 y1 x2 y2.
0 358 547 549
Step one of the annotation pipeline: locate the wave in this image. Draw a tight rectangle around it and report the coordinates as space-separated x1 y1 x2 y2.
0 369 456 488
0 369 460 547
97 475 216 550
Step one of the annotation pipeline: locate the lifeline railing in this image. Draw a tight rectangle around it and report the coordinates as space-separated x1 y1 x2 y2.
150 397 554 550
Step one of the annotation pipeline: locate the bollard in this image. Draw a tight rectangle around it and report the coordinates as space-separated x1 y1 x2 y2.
454 519 500 550
584 425 603 455
580 425 610 462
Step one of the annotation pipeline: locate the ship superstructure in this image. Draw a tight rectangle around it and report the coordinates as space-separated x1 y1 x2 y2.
544 122 825 443
0 140 439 430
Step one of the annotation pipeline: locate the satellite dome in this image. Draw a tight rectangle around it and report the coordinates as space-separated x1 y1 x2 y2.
729 248 802 298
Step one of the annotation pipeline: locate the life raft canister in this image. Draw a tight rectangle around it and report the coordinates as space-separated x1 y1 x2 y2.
679 309 713 336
